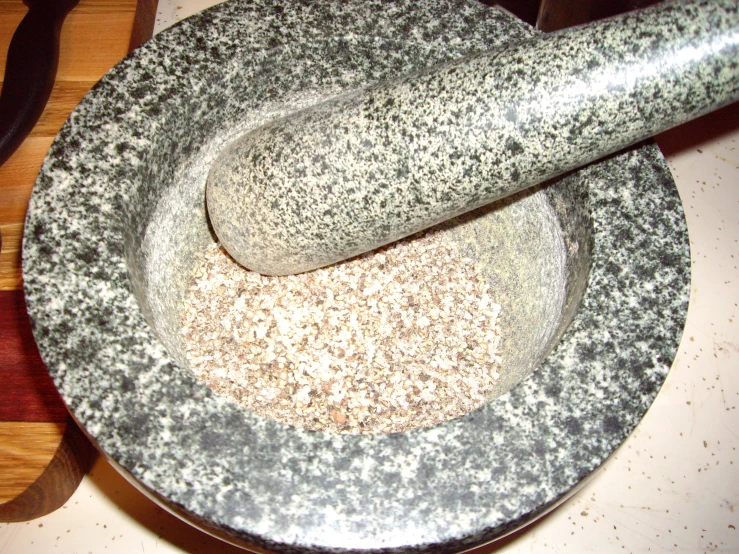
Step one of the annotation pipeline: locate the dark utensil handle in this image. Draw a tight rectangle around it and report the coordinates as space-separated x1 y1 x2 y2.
536 0 663 31
0 0 79 167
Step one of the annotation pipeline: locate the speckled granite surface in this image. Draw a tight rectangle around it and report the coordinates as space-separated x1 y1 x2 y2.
207 0 738 276
22 1 690 552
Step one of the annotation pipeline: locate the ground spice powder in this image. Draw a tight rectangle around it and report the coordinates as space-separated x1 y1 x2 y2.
182 231 502 434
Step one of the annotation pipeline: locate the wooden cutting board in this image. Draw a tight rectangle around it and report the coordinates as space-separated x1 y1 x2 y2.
0 0 157 522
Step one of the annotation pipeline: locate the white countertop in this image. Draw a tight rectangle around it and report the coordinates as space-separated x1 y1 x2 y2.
1 1 737 552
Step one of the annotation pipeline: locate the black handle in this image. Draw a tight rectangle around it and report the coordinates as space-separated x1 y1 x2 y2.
0 0 79 167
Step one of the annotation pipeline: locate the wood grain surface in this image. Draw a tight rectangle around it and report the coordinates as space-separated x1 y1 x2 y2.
0 423 66 503
0 422 95 521
0 291 68 423
0 0 156 521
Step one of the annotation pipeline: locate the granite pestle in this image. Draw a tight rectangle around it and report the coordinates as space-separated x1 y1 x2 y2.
207 0 739 276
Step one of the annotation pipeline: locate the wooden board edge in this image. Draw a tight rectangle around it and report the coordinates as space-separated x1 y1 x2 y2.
129 0 158 52
0 417 97 522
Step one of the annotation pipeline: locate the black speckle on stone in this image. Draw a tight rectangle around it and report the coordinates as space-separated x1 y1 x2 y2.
504 137 524 155
31 221 46 242
119 375 136 393
78 245 99 265
564 416 583 435
603 414 622 436
544 382 562 398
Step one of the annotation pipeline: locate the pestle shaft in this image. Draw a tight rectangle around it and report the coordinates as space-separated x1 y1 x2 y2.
207 0 739 275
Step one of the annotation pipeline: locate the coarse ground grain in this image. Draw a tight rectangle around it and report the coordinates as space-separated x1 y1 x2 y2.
182 231 503 434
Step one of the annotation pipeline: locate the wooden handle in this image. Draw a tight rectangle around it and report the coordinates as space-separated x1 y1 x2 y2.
0 0 79 166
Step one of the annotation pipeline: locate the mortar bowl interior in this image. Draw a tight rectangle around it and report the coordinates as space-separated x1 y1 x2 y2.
129 122 593 403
